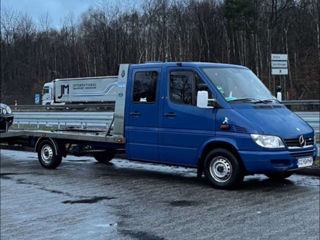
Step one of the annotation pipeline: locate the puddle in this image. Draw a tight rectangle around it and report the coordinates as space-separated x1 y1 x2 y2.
0 173 20 179
62 196 115 204
120 230 166 240
66 159 92 163
169 200 198 207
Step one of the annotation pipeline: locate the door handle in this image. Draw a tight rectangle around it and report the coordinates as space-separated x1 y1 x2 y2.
164 112 176 117
130 111 141 116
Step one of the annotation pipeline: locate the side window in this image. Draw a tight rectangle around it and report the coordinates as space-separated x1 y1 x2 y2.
170 71 193 105
170 71 212 106
133 71 158 103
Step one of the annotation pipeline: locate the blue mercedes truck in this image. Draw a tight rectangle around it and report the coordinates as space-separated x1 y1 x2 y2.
0 62 317 189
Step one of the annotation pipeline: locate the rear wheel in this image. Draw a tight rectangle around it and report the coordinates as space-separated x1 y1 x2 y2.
265 172 293 180
93 150 115 164
204 148 244 189
37 140 62 169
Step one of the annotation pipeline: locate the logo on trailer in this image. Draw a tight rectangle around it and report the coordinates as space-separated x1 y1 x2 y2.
299 135 306 147
57 85 69 99
121 70 126 78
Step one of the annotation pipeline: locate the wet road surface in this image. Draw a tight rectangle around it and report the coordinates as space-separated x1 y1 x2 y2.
1 150 319 240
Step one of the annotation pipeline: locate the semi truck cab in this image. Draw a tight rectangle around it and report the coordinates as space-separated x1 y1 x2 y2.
42 82 54 105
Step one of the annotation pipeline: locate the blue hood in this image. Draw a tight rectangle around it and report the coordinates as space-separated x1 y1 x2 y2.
232 104 314 138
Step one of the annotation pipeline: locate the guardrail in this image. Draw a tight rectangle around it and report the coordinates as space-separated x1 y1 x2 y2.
8 100 319 132
11 110 319 133
10 100 319 112
283 100 319 111
295 112 319 133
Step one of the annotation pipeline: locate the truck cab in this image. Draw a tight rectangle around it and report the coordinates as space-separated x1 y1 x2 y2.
42 82 53 105
123 62 317 188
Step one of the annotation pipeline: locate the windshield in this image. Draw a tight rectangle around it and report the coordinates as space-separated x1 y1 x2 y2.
201 67 274 102
42 87 49 94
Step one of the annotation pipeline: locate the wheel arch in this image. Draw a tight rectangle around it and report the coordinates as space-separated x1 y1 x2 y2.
35 137 60 156
198 140 246 173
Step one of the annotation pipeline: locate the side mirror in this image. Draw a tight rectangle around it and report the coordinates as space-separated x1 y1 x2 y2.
197 91 217 108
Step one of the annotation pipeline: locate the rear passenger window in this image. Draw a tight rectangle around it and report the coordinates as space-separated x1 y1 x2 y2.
133 71 158 103
170 71 212 106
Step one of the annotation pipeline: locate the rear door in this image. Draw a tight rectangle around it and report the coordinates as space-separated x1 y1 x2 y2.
159 67 216 166
125 67 161 162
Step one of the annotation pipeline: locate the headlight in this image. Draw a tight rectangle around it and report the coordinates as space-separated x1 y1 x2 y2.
6 106 12 114
251 134 285 148
2 108 7 114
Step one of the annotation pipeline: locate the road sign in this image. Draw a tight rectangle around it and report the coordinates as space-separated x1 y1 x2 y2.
35 94 40 104
271 53 288 76
272 69 288 75
271 61 288 68
271 54 288 61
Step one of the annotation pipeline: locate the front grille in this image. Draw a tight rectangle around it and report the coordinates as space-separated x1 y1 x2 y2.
285 137 313 148
290 151 314 158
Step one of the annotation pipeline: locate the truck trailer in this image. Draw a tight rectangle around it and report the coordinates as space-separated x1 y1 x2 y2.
1 62 317 189
42 76 118 105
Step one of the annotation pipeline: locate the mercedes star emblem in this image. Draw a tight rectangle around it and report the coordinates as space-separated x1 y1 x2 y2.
299 135 306 147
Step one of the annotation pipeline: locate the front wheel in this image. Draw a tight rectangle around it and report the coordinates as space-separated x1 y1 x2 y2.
37 140 62 169
204 148 244 189
265 172 293 180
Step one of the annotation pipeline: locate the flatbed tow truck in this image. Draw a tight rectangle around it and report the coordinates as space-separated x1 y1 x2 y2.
1 62 317 189
0 64 129 168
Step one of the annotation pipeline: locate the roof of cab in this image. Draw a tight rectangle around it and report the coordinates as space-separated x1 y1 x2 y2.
131 62 248 69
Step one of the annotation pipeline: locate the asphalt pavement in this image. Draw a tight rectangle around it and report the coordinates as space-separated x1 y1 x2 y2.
1 150 319 240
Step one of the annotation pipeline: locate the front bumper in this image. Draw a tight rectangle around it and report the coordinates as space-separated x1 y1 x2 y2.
239 146 318 173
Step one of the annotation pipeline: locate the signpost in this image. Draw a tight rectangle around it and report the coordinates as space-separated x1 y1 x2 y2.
271 61 288 68
271 69 288 75
271 54 288 61
271 54 288 75
271 54 288 100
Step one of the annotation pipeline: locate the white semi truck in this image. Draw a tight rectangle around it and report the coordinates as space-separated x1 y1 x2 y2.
42 76 118 105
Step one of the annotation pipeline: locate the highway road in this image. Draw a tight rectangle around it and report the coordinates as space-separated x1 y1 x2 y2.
1 149 319 240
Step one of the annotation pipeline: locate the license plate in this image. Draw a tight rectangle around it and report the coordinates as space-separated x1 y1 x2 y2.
297 157 313 168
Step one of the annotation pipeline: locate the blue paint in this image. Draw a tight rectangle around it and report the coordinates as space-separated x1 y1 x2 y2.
35 94 40 104
123 62 317 173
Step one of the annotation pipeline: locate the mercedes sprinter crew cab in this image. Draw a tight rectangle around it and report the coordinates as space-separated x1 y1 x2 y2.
1 63 317 189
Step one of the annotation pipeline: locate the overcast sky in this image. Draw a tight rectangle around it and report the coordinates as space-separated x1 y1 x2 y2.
2 0 141 28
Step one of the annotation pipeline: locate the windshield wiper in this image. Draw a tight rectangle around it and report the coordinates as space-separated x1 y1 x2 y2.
229 98 279 104
253 99 279 104
228 98 259 103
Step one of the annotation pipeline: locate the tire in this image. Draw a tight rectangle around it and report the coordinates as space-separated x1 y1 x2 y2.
37 140 62 169
204 148 244 189
93 150 115 164
265 172 293 180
